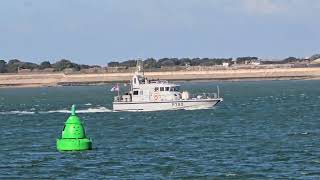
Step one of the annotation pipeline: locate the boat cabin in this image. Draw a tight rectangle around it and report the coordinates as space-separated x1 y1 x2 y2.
117 73 182 102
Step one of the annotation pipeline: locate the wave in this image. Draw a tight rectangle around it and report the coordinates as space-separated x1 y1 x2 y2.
183 106 215 111
0 111 35 115
40 107 113 114
0 107 114 115
0 105 214 115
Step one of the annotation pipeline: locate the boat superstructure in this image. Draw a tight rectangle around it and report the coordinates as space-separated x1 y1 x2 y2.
113 62 223 111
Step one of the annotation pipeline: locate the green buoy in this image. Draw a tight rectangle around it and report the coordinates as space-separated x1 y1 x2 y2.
56 105 92 151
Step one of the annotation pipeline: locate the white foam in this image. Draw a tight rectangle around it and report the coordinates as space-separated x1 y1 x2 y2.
0 111 35 115
226 173 237 177
0 105 214 115
84 103 92 106
40 107 113 114
183 106 215 111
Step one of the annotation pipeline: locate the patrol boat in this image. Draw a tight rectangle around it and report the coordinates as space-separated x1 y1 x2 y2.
113 63 223 112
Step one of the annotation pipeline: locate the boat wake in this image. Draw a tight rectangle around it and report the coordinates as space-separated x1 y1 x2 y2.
41 107 113 114
0 105 216 115
0 111 35 115
183 106 216 111
0 107 114 115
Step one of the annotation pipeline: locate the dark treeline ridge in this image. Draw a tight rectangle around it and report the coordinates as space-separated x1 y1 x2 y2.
108 57 234 68
103 55 319 68
0 59 100 73
0 54 319 73
107 56 317 68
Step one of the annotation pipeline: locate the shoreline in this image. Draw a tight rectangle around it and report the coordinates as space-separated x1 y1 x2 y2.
1 67 320 88
0 76 319 89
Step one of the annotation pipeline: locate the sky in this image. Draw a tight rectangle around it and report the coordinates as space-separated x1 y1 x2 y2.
1 0 320 65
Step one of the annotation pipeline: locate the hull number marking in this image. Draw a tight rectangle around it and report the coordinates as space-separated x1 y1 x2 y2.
172 102 183 107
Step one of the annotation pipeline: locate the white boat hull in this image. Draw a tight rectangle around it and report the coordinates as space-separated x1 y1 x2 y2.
113 98 223 112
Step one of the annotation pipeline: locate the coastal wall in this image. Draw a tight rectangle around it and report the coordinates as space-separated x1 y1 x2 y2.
1 67 320 88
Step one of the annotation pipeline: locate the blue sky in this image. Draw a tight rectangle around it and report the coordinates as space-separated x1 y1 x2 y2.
1 0 319 65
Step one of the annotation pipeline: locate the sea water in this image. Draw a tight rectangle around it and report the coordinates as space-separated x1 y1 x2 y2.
0 80 320 179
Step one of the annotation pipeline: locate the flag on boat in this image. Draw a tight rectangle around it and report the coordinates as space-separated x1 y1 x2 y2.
110 84 119 92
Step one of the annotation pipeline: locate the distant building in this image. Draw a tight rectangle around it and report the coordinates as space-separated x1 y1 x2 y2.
251 61 261 65
246 59 261 65
231 58 237 65
222 62 230 67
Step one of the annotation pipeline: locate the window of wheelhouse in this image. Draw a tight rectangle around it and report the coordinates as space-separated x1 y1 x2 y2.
133 91 138 95
165 87 169 91
139 77 145 84
170 86 180 91
155 87 159 91
160 87 164 91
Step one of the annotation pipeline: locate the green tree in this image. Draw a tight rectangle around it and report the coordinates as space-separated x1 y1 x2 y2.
310 54 320 61
236 57 258 64
178 58 191 66
20 62 39 70
120 60 137 67
107 61 120 67
143 58 157 69
157 58 175 67
191 58 201 66
6 59 21 73
282 57 300 64
52 59 74 71
0 60 7 73
8 59 21 65
39 61 51 69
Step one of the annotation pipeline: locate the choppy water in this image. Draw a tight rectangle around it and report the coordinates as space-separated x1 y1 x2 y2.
0 80 320 179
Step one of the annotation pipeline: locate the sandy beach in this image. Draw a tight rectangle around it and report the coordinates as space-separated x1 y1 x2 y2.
1 67 320 88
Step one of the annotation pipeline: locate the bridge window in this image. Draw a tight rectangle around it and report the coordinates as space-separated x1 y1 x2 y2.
165 87 169 91
139 77 145 84
170 87 180 91
155 87 159 91
160 87 164 91
133 91 138 95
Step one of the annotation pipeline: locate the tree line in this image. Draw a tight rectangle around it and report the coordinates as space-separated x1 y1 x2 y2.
108 58 235 68
0 59 100 73
107 56 315 68
0 54 319 73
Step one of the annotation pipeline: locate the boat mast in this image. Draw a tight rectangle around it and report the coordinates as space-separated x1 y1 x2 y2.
136 59 144 75
117 83 120 97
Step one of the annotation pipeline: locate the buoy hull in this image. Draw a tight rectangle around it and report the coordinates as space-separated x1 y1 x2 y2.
56 138 92 151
